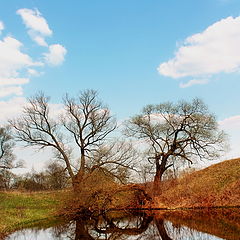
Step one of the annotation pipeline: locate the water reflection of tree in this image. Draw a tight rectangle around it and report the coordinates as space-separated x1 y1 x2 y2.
52 213 173 240
8 209 240 239
92 213 153 239
48 209 240 240
160 209 240 240
154 219 172 240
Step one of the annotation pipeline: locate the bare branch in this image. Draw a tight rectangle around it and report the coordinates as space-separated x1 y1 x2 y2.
124 98 227 187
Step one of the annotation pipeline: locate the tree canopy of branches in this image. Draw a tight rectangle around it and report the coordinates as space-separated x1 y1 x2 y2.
0 126 15 169
87 140 138 184
10 90 134 191
125 98 227 193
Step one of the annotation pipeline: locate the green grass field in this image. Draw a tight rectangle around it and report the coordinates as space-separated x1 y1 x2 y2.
0 190 68 237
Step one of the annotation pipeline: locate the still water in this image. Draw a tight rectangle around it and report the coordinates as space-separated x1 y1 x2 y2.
6 209 240 240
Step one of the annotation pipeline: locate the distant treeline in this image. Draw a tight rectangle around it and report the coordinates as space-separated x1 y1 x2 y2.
0 162 70 191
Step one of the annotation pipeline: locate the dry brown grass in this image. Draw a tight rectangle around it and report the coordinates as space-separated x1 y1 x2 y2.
61 170 146 217
154 158 240 208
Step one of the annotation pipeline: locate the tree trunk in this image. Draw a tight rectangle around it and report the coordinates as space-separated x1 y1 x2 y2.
72 152 86 192
80 150 85 173
153 161 165 195
72 171 84 192
153 168 163 195
153 155 168 195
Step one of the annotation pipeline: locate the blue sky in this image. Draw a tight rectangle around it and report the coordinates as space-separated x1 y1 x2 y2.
1 0 240 170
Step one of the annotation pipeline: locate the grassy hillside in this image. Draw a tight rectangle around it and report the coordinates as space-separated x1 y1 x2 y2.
155 158 240 208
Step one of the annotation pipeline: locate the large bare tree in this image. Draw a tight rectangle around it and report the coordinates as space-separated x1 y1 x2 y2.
10 90 120 190
62 90 116 185
125 98 227 193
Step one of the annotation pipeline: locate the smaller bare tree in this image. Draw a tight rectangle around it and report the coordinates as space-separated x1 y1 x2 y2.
125 98 227 194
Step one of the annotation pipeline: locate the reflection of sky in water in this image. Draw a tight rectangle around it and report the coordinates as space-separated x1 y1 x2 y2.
7 229 55 240
165 221 223 240
7 220 224 240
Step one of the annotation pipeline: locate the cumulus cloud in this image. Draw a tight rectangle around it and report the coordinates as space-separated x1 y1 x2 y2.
0 36 41 96
44 44 67 66
0 96 63 123
0 37 34 75
0 97 26 122
179 79 209 88
16 8 52 35
0 86 23 97
0 8 67 98
158 16 240 83
0 21 4 34
0 77 29 86
17 8 67 65
17 8 52 46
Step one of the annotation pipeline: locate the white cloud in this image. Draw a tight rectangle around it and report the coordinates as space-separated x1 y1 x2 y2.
0 21 4 34
17 8 52 46
219 115 240 131
219 115 240 159
49 103 65 118
158 16 240 80
0 36 40 96
0 97 26 122
0 86 23 97
0 9 66 98
0 95 63 123
30 34 48 47
44 44 67 66
17 8 52 36
0 77 29 86
27 68 41 77
0 37 34 72
179 79 209 88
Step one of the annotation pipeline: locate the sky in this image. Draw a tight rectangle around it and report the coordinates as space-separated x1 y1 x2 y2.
1 0 240 172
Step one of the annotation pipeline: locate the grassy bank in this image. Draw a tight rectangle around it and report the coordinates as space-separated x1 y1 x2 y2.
154 158 240 208
0 190 69 237
0 177 140 237
1 158 239 237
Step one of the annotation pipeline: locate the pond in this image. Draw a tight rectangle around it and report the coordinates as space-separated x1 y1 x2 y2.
6 208 240 240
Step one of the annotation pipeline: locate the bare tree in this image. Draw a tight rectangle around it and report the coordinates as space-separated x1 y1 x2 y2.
0 169 16 190
0 126 15 169
125 98 227 194
10 90 124 191
62 89 116 185
45 161 69 189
